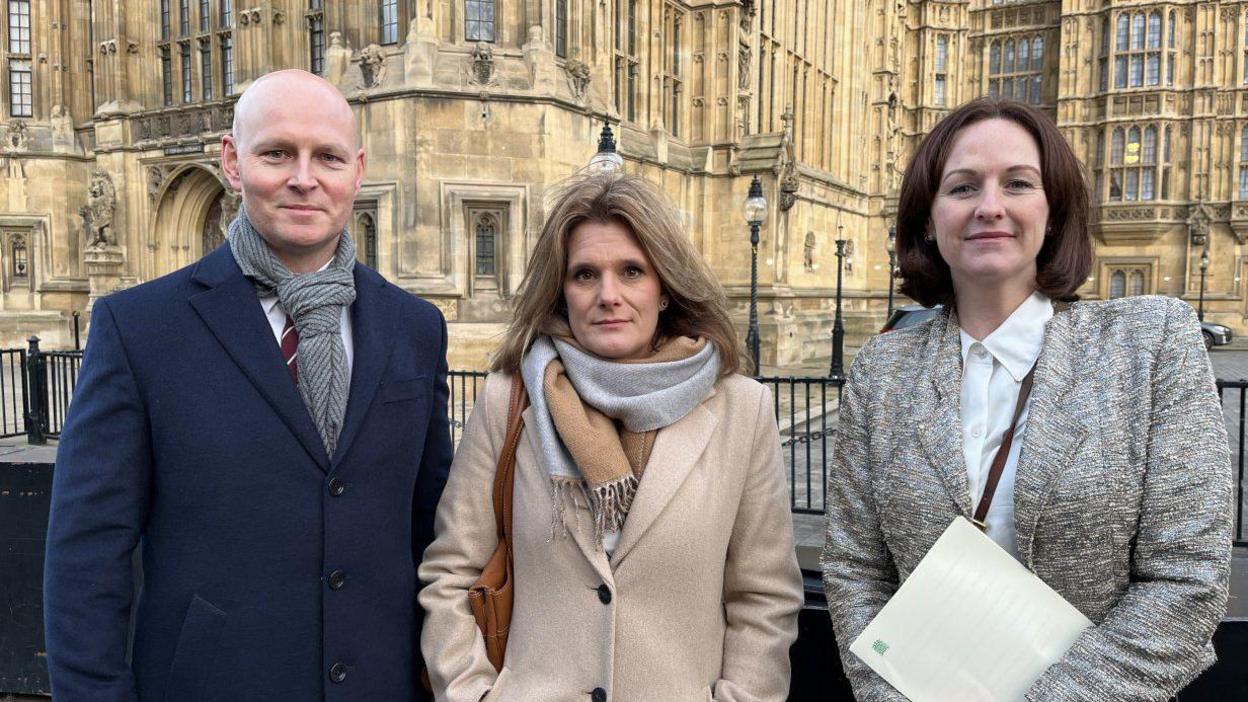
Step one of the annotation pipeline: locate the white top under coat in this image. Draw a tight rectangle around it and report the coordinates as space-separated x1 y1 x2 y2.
958 290 1052 561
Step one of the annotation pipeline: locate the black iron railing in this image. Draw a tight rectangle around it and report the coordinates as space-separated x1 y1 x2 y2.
447 370 489 448
757 376 844 515
1216 380 1248 548
0 348 27 438
2 354 1246 545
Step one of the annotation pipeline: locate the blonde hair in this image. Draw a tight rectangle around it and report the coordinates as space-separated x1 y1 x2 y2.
491 172 744 375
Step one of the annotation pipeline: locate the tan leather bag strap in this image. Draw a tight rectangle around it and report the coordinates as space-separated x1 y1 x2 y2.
971 362 1037 530
493 376 528 548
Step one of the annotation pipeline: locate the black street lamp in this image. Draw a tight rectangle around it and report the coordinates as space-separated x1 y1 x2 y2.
743 175 768 374
588 122 624 172
886 224 897 319
830 226 847 378
1198 247 1210 322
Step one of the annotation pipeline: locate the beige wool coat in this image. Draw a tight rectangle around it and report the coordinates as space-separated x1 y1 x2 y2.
419 372 804 702
822 296 1234 701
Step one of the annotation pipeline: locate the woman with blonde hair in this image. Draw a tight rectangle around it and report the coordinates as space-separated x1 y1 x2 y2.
420 172 803 701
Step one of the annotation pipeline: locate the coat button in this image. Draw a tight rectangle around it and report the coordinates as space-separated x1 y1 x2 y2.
329 662 347 683
328 478 346 496
591 688 606 702
328 570 346 590
596 584 612 605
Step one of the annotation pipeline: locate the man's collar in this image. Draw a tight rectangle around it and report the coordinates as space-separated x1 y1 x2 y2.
256 258 337 312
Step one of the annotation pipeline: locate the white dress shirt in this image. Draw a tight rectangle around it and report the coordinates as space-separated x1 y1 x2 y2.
958 291 1052 562
257 296 354 377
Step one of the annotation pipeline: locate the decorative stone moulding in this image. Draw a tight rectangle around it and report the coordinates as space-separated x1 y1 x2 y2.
1094 204 1180 246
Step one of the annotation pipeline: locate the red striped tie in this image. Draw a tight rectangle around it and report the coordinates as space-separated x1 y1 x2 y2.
280 315 299 385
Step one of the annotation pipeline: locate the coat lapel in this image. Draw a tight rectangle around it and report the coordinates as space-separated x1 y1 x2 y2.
188 247 330 471
610 399 719 568
1012 306 1092 566
330 266 397 470
520 405 614 584
915 312 974 517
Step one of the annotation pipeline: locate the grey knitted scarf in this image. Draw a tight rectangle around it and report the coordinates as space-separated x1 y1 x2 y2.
228 207 357 457
520 335 719 544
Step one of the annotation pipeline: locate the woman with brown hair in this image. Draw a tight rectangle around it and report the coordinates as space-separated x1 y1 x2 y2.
420 172 803 701
822 97 1232 700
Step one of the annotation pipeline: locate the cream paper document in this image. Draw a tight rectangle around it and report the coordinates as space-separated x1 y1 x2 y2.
849 517 1093 702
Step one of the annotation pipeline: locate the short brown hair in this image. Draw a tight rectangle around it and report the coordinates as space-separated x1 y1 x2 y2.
491 172 744 375
895 97 1093 308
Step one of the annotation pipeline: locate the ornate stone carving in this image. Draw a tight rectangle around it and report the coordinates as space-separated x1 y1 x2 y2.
6 121 29 151
325 32 352 85
219 190 241 238
738 43 751 91
740 0 755 34
358 43 387 88
134 104 234 141
565 59 592 102
1105 206 1158 221
1187 202 1211 247
127 40 140 54
87 171 118 248
469 43 496 86
99 39 117 55
146 166 167 201
778 107 799 211
803 231 816 272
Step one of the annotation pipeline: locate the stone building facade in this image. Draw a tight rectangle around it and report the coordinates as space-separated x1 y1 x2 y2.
1 0 1246 367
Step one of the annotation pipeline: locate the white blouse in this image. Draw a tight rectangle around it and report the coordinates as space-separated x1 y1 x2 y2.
958 291 1052 561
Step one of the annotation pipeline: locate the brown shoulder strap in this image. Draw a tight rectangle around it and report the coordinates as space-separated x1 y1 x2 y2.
492 376 528 546
972 362 1037 529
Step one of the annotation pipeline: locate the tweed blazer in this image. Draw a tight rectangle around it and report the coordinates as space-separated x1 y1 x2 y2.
821 295 1234 702
420 372 803 702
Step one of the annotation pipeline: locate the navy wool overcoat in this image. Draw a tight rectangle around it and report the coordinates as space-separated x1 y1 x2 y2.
43 244 452 701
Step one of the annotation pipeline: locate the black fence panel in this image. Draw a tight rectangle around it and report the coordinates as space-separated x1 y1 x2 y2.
42 352 82 439
447 370 488 448
1216 380 1248 547
0 349 26 438
755 376 843 515
0 353 1243 544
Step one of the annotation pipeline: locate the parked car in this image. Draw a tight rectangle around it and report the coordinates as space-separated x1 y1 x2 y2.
880 304 942 333
1202 322 1232 350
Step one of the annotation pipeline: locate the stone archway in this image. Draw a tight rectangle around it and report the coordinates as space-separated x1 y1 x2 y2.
149 166 225 279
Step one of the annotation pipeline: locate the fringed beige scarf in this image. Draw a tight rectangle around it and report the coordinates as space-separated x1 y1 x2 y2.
520 331 720 547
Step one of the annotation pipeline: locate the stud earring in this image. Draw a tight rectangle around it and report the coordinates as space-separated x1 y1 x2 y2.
924 231 936 242
659 299 669 311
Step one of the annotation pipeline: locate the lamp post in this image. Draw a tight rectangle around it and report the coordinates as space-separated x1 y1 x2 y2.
886 224 897 319
743 175 768 374
1198 247 1210 322
830 226 847 378
588 122 624 172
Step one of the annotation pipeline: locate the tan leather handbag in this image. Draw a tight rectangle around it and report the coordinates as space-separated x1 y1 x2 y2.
467 375 527 671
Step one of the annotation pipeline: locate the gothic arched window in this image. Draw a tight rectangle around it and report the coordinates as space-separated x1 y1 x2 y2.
1129 270 1145 297
11 236 28 279
1240 124 1248 199
1109 271 1126 299
475 214 497 276
361 213 378 269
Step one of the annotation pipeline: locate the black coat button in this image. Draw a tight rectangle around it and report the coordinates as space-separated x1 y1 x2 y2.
328 570 346 590
596 584 612 605
328 478 346 496
329 662 347 683
591 687 606 702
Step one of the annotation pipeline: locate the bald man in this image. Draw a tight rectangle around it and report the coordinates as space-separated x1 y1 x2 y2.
44 69 451 701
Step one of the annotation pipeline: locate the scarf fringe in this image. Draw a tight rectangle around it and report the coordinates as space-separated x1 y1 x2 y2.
548 474 639 549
